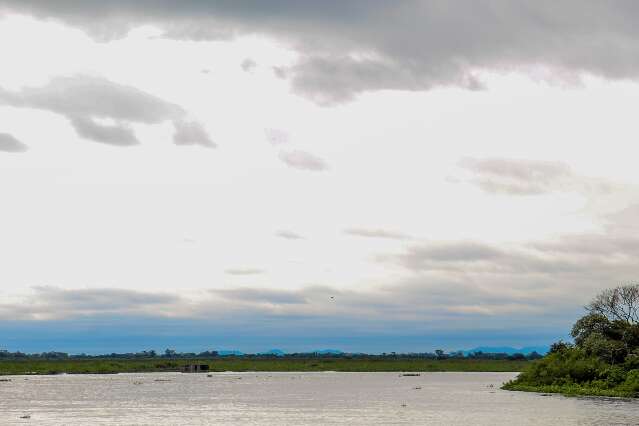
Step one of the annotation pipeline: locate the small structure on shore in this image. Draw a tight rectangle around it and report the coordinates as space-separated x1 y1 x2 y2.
182 364 210 373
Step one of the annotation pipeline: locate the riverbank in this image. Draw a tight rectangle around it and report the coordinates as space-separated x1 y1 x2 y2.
502 382 638 398
0 357 528 375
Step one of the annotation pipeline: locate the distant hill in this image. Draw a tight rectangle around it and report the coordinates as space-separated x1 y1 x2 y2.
217 350 244 356
257 349 286 356
460 346 549 356
311 349 343 355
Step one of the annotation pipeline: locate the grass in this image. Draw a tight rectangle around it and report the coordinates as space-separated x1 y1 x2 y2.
502 382 638 398
0 357 528 375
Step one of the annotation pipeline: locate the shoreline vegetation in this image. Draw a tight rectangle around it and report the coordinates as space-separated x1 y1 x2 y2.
503 284 639 398
0 357 529 376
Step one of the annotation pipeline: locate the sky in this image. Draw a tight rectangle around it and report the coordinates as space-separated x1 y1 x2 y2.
1 1 639 354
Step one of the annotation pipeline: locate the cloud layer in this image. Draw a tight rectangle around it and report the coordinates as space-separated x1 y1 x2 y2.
5 1 639 102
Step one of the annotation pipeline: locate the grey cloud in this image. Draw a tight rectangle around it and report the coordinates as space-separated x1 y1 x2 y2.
241 58 257 72
0 133 28 152
388 242 505 272
0 75 212 147
344 228 409 241
225 268 265 275
69 116 139 146
211 287 307 305
6 1 639 102
0 286 178 320
278 150 329 171
459 157 590 195
275 230 304 240
0 75 183 123
173 120 216 148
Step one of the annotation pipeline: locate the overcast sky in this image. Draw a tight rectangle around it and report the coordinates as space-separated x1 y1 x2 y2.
1 1 639 354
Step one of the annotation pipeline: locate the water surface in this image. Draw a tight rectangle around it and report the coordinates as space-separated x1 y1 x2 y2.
1 372 637 425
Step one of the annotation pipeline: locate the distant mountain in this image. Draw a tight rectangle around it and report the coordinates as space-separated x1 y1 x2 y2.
257 349 286 356
311 349 343 355
217 350 244 356
461 346 549 355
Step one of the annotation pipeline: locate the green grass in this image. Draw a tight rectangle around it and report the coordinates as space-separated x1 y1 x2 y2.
502 382 638 398
0 357 528 375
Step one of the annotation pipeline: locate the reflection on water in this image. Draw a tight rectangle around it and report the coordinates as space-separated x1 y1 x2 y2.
0 372 638 425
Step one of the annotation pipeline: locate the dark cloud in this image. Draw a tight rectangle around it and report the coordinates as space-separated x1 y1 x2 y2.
225 268 265 275
275 230 304 240
344 228 409 240
278 150 329 171
0 132 28 152
0 75 212 147
5 1 639 102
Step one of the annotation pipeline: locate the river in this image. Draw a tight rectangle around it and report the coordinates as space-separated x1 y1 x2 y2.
1 372 638 425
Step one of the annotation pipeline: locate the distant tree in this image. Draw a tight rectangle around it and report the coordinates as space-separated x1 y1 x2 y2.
527 351 543 360
586 284 639 324
435 349 445 360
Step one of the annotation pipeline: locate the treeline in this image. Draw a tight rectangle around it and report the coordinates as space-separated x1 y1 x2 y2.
504 284 639 397
0 348 540 361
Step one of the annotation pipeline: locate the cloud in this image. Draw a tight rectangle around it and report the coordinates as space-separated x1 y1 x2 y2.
173 120 216 148
458 157 609 195
225 268 265 275
275 230 304 240
3 204 639 346
6 2 639 102
69 116 139 146
241 58 257 72
0 286 178 320
344 227 409 240
211 287 307 305
278 150 329 171
0 75 212 147
0 132 28 152
264 128 289 145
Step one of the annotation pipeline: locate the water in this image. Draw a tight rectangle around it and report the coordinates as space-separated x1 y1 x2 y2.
0 372 638 425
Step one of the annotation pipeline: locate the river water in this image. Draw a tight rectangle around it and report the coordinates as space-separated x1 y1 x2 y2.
0 372 638 425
